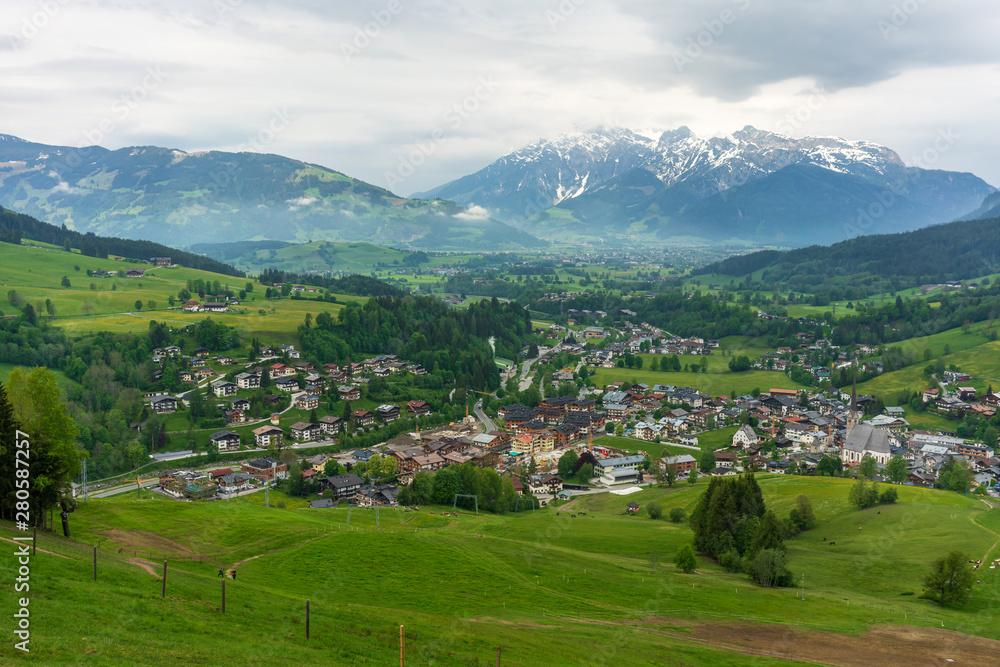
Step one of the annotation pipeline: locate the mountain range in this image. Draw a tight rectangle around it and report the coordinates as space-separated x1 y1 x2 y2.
416 126 997 246
0 134 542 251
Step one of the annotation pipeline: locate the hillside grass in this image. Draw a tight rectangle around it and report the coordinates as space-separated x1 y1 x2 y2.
4 475 998 664
592 366 806 396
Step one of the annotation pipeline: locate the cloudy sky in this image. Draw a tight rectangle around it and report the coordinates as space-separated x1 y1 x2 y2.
2 0 999 196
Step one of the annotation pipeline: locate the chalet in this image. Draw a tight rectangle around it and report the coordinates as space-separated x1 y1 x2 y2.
407 400 431 416
164 345 181 356
527 473 564 495
269 363 294 378
338 385 361 401
660 454 697 474
981 392 1000 407
294 361 316 372
218 471 252 494
150 257 171 267
179 371 194 383
935 395 968 416
125 268 144 278
189 358 206 368
224 409 246 424
211 380 238 397
183 300 201 312
290 421 321 442
193 347 211 357
376 404 401 422
209 430 241 452
279 344 300 359
242 457 288 482
732 425 758 448
230 397 250 412
318 415 342 435
150 395 178 414
274 377 299 393
202 302 228 313
236 372 260 389
195 368 215 379
295 394 320 410
957 386 978 401
352 409 375 427
715 451 739 467
216 356 235 366
322 473 364 498
252 425 284 448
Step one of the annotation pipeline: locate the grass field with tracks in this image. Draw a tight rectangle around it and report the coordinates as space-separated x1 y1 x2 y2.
3 476 999 665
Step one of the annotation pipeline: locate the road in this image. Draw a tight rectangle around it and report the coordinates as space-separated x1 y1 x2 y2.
88 480 159 498
473 399 496 432
518 353 544 391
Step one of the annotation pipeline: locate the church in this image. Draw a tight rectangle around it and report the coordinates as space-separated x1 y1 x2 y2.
840 371 892 466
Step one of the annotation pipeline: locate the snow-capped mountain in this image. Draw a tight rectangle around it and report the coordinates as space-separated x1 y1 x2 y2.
416 126 994 245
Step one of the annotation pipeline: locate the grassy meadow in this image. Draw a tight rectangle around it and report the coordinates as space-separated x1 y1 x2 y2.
3 475 1000 664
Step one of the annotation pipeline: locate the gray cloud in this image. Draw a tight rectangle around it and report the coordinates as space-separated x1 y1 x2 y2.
0 0 996 196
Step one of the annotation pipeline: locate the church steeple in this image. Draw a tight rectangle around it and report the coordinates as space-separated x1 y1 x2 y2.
846 366 859 432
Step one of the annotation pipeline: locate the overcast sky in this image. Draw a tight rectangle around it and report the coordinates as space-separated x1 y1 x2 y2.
2 0 999 196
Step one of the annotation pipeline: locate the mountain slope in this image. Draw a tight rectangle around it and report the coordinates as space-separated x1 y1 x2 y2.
0 134 544 251
696 216 1000 291
962 190 1000 221
417 126 994 246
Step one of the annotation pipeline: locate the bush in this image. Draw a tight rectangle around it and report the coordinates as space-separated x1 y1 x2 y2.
276 500 286 509
745 548 793 588
880 487 898 504
669 507 687 523
647 503 663 520
674 544 697 573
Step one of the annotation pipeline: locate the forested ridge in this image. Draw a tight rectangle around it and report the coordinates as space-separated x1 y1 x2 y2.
698 216 1000 293
0 205 245 277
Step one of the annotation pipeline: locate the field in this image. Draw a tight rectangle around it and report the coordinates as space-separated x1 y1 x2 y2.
592 366 806 397
4 475 1000 665
0 241 369 340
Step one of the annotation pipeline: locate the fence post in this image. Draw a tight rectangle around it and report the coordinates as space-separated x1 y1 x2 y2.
400 624 405 667
496 646 502 666
161 560 167 598
93 545 97 581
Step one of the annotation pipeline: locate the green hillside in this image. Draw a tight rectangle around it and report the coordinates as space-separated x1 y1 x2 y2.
3 476 1000 665
189 240 419 275
0 134 544 251
0 240 363 339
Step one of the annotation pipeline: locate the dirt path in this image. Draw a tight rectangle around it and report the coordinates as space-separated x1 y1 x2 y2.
972 501 1000 566
0 535 72 559
659 620 1000 666
126 558 160 576
227 531 331 571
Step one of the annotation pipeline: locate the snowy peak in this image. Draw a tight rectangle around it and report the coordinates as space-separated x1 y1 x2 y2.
420 125 912 214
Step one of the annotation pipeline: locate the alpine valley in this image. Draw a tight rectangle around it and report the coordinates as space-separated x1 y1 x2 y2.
415 126 996 246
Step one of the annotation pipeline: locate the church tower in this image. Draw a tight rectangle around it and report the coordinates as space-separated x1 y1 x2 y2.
846 367 859 432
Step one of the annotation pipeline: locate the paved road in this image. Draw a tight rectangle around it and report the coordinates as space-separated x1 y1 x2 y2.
518 354 543 391
473 398 496 432
88 480 159 498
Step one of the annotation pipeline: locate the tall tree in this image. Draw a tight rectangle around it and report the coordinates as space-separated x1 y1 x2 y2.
0 380 24 521
924 551 974 606
6 367 83 524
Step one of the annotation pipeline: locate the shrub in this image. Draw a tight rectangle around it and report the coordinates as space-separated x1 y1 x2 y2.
745 548 793 588
674 544 697 573
647 503 663 520
669 507 687 523
880 487 898 504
